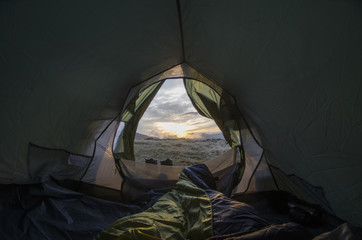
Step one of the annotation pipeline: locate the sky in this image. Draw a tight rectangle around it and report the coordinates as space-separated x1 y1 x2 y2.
136 79 222 139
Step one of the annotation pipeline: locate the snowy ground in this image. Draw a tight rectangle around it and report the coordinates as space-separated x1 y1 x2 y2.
134 138 231 166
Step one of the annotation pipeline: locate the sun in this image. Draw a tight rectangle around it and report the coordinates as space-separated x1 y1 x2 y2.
156 122 192 138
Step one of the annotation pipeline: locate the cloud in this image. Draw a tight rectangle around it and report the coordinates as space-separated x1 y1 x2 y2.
140 80 194 121
144 101 192 119
137 79 221 139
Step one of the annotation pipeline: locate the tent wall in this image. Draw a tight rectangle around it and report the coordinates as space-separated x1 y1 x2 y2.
0 0 183 183
1 0 361 227
181 0 362 226
235 130 275 194
27 143 91 183
81 121 123 190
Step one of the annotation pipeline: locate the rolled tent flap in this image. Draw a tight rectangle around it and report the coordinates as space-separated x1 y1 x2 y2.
113 81 165 160
183 78 242 148
111 65 246 199
183 78 244 191
113 64 244 162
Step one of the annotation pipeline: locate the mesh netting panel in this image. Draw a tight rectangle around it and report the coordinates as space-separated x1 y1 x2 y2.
204 146 238 173
27 144 91 183
120 159 184 180
235 129 277 194
81 121 123 190
120 147 241 201
243 155 278 193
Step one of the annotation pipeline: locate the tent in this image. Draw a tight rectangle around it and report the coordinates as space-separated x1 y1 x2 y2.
1 0 362 239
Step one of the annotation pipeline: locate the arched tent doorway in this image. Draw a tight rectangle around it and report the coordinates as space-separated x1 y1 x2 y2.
83 63 255 201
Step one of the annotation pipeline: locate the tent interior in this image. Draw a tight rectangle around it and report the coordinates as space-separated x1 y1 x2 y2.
1 0 362 239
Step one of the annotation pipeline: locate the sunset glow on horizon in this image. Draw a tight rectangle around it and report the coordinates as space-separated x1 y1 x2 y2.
156 122 191 138
137 79 223 139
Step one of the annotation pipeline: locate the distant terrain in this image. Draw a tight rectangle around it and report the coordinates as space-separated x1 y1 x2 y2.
135 133 151 140
134 133 230 166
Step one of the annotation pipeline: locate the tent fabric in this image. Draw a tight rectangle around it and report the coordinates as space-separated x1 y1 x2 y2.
312 223 357 240
0 0 183 183
4 164 272 240
81 120 124 190
96 165 215 240
114 65 243 161
109 65 245 202
1 0 362 228
27 143 91 183
95 164 270 240
180 0 362 226
208 223 312 240
113 81 164 160
0 179 150 240
119 148 241 203
1 174 358 240
184 79 242 148
96 164 356 240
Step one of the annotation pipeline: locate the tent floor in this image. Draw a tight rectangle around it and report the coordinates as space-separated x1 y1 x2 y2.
233 191 362 239
1 179 361 239
0 179 155 240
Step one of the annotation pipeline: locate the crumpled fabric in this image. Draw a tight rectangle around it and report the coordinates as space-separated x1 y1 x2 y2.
0 180 145 240
95 165 214 240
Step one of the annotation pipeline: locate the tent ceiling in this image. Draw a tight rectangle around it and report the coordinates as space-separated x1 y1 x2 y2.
181 0 362 225
0 0 183 181
1 0 362 226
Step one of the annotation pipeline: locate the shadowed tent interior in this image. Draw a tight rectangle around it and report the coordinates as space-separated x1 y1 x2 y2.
1 0 362 239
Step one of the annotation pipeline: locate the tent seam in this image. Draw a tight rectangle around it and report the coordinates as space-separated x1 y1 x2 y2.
176 0 185 62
